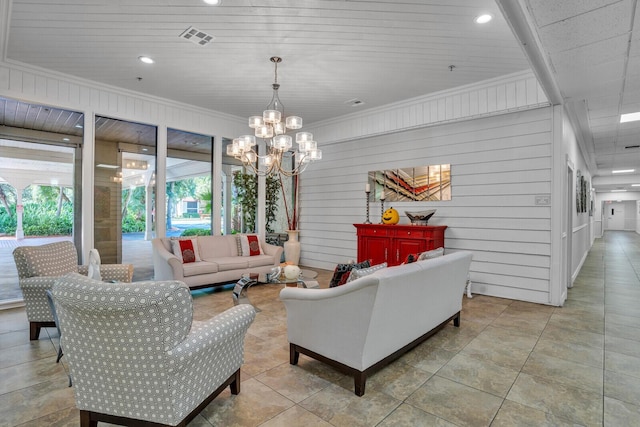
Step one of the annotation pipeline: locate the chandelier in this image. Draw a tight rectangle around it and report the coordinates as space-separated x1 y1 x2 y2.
227 56 322 177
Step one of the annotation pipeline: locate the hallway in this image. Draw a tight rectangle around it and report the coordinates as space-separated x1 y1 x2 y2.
0 231 639 426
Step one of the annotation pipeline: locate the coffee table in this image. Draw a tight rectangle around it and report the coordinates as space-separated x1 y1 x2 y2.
232 271 320 311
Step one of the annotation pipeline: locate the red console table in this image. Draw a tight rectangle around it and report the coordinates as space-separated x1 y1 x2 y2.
354 224 447 266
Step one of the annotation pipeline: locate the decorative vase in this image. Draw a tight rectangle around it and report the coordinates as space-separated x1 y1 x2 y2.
284 230 301 265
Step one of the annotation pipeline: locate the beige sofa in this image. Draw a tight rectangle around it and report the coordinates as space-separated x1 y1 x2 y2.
280 251 473 396
152 235 283 290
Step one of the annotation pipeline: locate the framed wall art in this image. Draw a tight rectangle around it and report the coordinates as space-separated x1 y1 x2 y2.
367 164 451 202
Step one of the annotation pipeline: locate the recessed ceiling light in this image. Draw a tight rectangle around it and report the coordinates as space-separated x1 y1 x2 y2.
138 56 155 64
203 0 221 5
612 169 635 174
620 111 640 123
632 184 640 187
62 137 70 142
474 14 493 24
611 189 627 192
75 124 83 129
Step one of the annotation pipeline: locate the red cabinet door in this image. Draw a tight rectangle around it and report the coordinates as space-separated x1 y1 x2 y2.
394 238 425 265
361 236 389 265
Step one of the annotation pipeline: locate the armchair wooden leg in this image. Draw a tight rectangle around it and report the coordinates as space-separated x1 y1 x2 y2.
230 369 241 395
79 410 97 427
30 322 40 341
30 321 56 340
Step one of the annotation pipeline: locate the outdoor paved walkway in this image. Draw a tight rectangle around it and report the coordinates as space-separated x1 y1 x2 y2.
0 236 154 304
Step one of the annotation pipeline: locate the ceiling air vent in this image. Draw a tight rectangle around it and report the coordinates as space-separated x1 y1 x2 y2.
624 145 640 149
179 26 215 47
345 98 365 107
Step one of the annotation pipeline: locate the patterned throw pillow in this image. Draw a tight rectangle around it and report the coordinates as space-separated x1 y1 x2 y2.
346 262 387 283
235 235 243 256
329 260 371 287
240 234 263 256
417 247 445 261
404 253 418 264
171 238 202 263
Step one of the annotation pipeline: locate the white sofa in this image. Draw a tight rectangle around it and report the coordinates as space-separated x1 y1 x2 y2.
152 235 283 290
280 251 473 396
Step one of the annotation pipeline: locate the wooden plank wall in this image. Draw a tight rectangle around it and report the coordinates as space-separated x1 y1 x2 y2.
299 107 555 304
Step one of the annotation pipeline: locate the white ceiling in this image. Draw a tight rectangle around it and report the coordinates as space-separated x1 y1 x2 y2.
2 0 640 192
4 0 528 124
508 0 640 192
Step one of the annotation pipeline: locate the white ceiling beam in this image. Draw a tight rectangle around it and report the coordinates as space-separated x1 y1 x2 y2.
495 0 563 105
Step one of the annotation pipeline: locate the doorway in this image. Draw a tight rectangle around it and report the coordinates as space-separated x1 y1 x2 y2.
564 164 573 289
603 200 637 231
94 116 157 280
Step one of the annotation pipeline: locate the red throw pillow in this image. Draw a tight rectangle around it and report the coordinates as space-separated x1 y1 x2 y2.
337 271 352 286
178 239 197 263
246 234 261 256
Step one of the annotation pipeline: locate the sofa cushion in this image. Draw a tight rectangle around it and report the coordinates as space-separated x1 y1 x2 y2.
209 257 249 271
329 260 371 287
198 235 238 259
404 253 418 264
346 262 387 283
247 255 276 268
239 234 263 256
418 247 444 260
171 238 202 263
182 261 219 277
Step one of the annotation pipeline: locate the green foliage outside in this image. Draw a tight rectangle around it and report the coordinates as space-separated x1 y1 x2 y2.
122 213 146 233
180 228 212 237
0 174 284 237
121 186 148 233
0 184 73 236
166 176 211 230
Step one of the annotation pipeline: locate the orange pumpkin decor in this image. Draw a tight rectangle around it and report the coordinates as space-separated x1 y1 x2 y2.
382 207 400 224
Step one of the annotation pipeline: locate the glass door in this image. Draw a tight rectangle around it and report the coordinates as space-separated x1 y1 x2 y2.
166 129 212 237
94 116 156 280
0 97 83 306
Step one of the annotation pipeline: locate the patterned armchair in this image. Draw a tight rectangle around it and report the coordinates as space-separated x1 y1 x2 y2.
12 241 134 340
52 273 256 427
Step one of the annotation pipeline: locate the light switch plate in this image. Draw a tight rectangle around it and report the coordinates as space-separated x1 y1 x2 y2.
535 195 550 205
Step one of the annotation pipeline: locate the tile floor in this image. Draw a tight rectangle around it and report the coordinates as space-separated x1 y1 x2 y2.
1 231 640 426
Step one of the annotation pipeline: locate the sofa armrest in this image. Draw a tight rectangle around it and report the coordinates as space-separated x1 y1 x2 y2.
262 241 283 263
103 264 134 282
167 305 256 407
19 276 59 322
152 238 184 281
279 276 380 370
77 264 133 282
